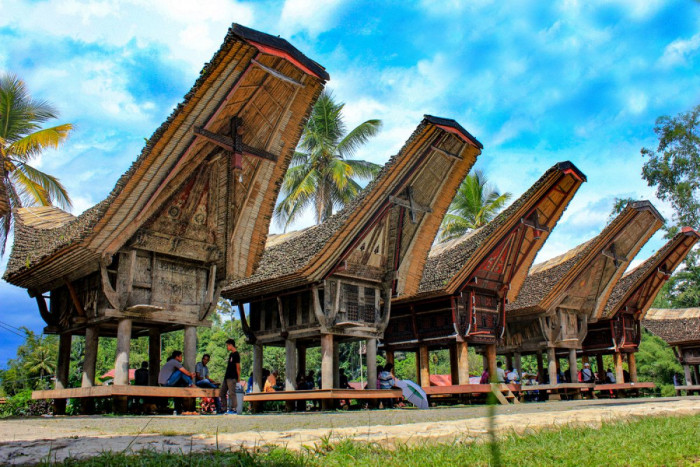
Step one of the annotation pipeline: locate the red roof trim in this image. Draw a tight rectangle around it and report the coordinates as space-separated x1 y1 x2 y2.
434 123 477 147
248 40 322 79
562 168 583 182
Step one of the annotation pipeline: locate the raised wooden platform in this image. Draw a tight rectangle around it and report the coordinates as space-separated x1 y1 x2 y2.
423 384 521 405
32 386 401 402
594 382 655 391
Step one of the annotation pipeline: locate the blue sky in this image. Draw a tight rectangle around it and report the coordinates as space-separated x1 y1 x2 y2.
1 0 699 365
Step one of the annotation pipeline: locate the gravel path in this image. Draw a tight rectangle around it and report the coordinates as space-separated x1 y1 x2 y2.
1 397 698 464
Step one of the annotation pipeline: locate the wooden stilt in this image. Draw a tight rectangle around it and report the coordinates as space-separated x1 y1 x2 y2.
54 333 72 415
333 340 340 389
285 339 297 412
614 352 624 384
693 365 700 386
297 344 306 378
547 347 558 385
505 354 513 371
184 326 197 372
82 327 98 387
536 351 544 382
321 334 333 410
457 341 469 385
684 364 693 386
148 329 161 386
366 338 377 390
628 353 638 383
568 349 578 383
253 344 263 392
419 345 430 387
114 319 132 413
514 352 522 379
485 344 497 384
449 344 459 384
596 354 605 381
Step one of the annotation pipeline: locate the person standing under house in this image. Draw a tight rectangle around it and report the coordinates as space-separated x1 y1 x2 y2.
220 339 241 415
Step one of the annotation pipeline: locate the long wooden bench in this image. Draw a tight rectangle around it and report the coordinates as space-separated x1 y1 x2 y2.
593 382 655 398
674 385 700 396
423 384 521 405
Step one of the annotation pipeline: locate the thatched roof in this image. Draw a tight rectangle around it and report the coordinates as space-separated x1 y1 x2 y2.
223 115 482 300
508 201 664 318
410 161 586 301
602 228 699 320
4 24 328 292
644 308 700 345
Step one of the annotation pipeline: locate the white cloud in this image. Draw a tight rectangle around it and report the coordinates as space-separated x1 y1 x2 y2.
278 0 345 37
659 33 700 68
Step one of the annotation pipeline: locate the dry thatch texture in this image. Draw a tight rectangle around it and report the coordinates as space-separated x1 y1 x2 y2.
413 161 585 301
602 228 700 320
15 207 76 230
4 23 328 293
643 308 700 345
508 201 664 317
223 115 482 300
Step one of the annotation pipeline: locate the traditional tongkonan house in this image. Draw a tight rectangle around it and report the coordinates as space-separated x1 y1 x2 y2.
503 201 664 386
643 308 700 391
2 24 329 411
583 228 699 383
383 162 586 389
222 116 482 400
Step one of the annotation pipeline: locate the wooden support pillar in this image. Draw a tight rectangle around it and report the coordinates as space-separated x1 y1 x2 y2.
547 347 558 384
683 364 693 386
253 344 263 392
285 339 297 412
449 344 459 385
693 365 700 386
333 340 340 389
628 353 638 383
148 329 161 386
321 334 333 410
505 354 513 370
568 349 578 383
296 344 306 378
536 351 544 382
514 352 522 378
581 355 590 365
320 334 333 390
114 319 132 413
614 352 624 383
385 349 395 374
485 344 497 384
418 345 430 387
366 338 378 390
54 333 72 415
82 327 98 387
184 326 197 372
456 341 469 385
596 354 605 381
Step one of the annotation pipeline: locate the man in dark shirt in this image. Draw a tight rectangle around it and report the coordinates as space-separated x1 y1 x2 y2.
134 361 149 386
220 338 241 414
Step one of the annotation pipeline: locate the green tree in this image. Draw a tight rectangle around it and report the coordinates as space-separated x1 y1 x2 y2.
641 104 700 229
274 91 382 230
439 169 512 242
0 74 74 253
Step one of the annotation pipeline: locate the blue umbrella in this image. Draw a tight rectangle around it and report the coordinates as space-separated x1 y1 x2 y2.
395 379 429 409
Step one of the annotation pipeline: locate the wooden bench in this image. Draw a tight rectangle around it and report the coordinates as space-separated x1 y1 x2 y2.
519 383 595 401
593 382 655 398
32 386 403 413
673 385 700 396
423 384 521 405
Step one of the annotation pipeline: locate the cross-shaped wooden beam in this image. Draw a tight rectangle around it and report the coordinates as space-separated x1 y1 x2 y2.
193 117 278 171
521 211 550 238
389 186 432 223
602 243 627 268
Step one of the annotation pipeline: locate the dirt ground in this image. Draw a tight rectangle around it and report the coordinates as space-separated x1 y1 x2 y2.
1 397 699 464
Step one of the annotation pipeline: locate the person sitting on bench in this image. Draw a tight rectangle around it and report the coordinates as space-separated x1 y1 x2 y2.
158 351 195 387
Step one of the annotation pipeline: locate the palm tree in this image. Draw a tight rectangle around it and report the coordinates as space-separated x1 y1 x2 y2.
274 91 382 230
0 73 73 253
438 169 512 242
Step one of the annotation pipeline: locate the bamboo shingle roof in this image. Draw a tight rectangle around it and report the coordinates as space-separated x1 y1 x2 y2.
223 115 483 300
4 23 328 293
409 161 586 302
508 201 665 319
643 308 700 345
602 228 699 320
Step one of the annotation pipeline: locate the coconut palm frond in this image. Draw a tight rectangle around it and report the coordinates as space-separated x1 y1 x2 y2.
17 163 72 209
336 119 382 158
7 124 73 159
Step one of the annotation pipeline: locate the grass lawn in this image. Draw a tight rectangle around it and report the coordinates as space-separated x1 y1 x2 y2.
47 413 700 466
